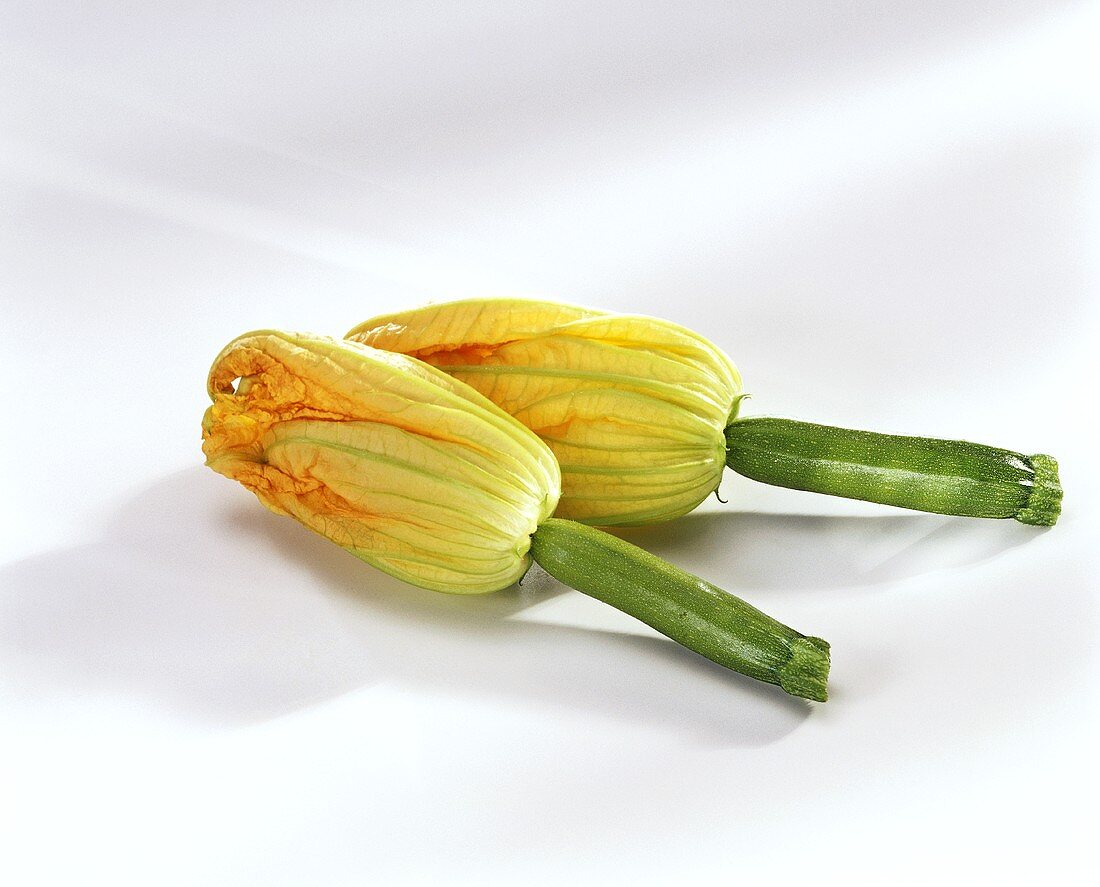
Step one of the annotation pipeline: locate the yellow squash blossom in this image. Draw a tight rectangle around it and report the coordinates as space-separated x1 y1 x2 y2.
348 300 742 525
348 298 1061 527
203 330 560 593
202 330 830 700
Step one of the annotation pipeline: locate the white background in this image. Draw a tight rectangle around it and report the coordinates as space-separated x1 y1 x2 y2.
2 2 1097 884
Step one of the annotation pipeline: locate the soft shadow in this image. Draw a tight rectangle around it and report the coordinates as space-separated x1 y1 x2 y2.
0 469 811 743
616 508 1043 591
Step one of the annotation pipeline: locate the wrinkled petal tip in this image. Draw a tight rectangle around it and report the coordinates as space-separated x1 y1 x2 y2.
205 329 283 399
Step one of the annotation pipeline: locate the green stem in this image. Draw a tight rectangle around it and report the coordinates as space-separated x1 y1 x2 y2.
724 417 1061 526
529 518 830 701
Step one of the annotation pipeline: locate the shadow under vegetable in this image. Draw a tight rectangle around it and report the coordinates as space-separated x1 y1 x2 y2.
0 467 1043 743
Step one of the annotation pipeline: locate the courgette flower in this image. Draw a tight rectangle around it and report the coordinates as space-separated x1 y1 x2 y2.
348 299 1061 527
203 331 830 701
203 330 559 593
348 301 741 525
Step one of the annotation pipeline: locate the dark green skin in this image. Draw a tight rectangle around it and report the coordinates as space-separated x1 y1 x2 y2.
530 518 830 702
724 418 1062 526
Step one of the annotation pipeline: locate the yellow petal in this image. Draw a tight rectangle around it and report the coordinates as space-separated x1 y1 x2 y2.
203 330 560 593
348 300 741 525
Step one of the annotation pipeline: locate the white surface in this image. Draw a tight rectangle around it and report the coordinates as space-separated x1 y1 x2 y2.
2 3 1097 885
